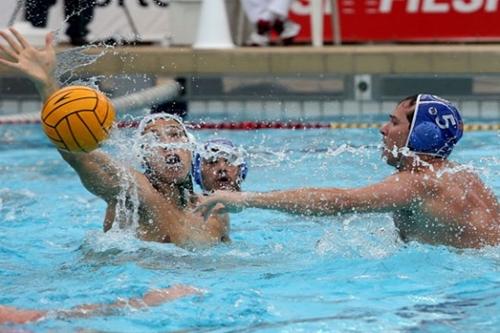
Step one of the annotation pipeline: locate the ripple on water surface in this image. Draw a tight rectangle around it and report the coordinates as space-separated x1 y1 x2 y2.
0 126 498 332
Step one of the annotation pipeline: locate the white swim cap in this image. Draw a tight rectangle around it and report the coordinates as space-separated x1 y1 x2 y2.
137 113 195 143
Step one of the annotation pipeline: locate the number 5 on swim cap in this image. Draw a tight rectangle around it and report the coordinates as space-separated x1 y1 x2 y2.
406 94 463 158
41 86 116 152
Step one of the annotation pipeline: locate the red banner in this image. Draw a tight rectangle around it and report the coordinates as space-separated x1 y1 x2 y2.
289 0 500 42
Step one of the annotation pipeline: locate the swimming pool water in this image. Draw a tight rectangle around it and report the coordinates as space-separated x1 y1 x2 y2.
0 124 499 332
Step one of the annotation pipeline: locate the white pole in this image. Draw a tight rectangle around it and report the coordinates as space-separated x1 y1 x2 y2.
330 0 342 45
8 0 24 26
310 0 324 47
193 0 234 49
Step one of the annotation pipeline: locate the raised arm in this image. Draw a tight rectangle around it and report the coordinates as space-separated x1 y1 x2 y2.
197 173 420 217
0 28 139 202
0 28 58 100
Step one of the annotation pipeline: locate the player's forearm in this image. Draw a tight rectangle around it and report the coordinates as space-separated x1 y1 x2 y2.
58 150 124 199
58 297 153 318
243 189 349 216
0 305 46 324
63 286 197 318
55 297 150 319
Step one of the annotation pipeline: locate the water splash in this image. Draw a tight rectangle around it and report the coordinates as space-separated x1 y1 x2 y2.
436 162 476 178
247 141 375 169
315 214 401 259
55 46 109 88
114 168 141 230
98 124 141 231
98 115 201 233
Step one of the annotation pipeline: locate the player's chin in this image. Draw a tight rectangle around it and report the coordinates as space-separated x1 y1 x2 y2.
381 149 395 166
381 148 388 160
216 181 239 192
384 154 400 167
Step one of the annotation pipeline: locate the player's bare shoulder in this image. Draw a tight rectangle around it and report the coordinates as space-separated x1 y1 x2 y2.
386 170 428 197
190 196 230 242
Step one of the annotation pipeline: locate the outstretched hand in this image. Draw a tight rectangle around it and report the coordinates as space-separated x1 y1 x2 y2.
194 191 247 220
0 27 57 99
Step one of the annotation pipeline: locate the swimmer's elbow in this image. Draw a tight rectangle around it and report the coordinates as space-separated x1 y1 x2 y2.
103 219 113 233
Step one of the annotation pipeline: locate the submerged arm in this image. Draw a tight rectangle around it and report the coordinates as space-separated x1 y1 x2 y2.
63 285 201 318
0 285 200 324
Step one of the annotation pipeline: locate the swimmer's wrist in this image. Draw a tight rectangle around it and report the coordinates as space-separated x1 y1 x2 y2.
36 78 59 101
241 192 264 208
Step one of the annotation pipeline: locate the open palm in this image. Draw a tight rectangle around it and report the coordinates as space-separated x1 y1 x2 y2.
195 191 245 220
0 28 56 89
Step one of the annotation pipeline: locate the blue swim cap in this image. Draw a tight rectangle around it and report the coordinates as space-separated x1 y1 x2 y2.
405 94 463 158
193 139 248 190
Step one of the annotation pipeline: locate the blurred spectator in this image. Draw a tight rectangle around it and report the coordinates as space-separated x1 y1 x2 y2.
24 0 95 46
64 0 96 46
241 0 300 46
24 0 56 28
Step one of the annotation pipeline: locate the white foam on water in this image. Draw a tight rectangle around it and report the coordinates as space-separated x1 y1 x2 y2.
315 214 401 259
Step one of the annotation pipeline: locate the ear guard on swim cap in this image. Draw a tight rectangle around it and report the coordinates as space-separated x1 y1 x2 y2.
193 139 248 190
193 153 203 187
406 94 463 158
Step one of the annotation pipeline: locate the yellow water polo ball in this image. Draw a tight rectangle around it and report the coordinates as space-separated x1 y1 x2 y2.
41 85 115 152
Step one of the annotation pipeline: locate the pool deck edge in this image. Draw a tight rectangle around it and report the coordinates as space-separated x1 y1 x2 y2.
3 45 500 76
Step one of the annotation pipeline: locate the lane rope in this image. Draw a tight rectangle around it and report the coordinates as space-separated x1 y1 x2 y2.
1 117 499 131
